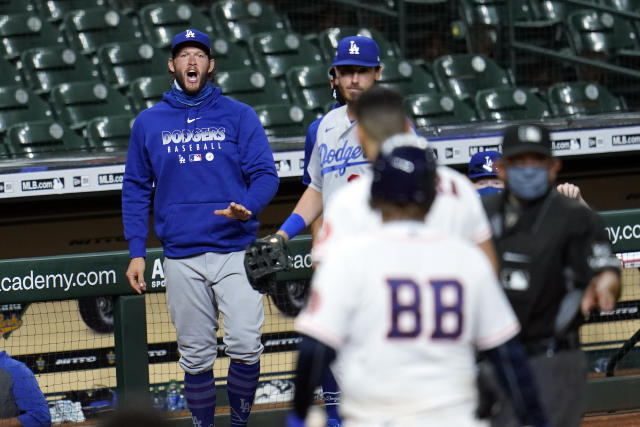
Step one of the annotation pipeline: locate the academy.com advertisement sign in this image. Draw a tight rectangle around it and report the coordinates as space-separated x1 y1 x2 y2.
600 210 640 254
0 249 166 304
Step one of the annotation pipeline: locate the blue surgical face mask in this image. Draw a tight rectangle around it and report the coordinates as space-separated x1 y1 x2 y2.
506 166 549 200
477 186 503 196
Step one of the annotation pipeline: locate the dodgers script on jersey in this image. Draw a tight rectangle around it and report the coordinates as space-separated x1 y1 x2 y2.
313 166 492 262
307 105 371 208
296 223 519 426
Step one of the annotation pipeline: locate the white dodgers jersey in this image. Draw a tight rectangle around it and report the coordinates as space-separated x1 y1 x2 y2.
296 222 519 426
313 165 492 262
307 105 371 209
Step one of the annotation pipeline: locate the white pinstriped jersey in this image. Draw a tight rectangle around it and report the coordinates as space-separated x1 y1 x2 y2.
307 105 371 208
296 222 520 426
313 165 493 262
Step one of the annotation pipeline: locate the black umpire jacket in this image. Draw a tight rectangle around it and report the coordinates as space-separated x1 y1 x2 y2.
482 188 620 346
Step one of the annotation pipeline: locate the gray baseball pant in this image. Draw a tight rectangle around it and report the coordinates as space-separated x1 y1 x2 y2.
164 251 264 375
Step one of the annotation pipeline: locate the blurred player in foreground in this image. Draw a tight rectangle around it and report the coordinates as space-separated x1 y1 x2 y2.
482 123 620 427
287 137 548 427
313 86 497 272
122 29 278 427
0 350 51 427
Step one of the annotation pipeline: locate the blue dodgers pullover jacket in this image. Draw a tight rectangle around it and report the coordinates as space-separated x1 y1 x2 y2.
0 351 51 427
122 85 279 258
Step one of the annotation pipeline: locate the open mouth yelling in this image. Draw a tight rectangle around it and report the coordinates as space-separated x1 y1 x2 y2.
186 69 199 84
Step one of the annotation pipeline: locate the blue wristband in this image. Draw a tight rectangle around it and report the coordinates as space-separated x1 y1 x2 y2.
280 213 306 239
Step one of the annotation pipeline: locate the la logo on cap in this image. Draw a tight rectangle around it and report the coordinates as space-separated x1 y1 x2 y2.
482 156 494 172
349 40 359 55
185 29 195 38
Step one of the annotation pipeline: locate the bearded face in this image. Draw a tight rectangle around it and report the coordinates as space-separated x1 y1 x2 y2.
168 44 214 95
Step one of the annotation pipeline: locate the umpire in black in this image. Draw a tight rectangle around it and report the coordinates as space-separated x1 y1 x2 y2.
483 123 621 427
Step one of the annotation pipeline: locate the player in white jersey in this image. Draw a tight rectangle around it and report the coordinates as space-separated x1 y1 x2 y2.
286 138 548 427
275 35 382 242
312 86 497 271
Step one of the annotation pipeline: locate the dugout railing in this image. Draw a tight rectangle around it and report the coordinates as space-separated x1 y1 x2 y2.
0 210 639 416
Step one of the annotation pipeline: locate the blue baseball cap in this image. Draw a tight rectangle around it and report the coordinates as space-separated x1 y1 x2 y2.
332 35 380 68
468 150 502 179
171 28 211 57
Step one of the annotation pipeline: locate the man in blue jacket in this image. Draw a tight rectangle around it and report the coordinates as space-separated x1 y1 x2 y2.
0 350 51 427
122 29 279 427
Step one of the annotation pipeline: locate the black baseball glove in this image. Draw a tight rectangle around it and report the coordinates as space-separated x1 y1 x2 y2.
244 234 293 294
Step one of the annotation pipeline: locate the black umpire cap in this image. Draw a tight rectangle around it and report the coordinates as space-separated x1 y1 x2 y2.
501 123 552 158
371 133 437 208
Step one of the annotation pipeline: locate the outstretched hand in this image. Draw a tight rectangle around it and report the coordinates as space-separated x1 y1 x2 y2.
214 202 252 221
581 270 621 315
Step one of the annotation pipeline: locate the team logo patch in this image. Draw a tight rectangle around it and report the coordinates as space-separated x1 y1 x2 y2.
189 154 202 162
349 40 359 55
185 29 195 38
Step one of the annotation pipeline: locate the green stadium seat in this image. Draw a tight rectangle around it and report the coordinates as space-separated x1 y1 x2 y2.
248 31 324 80
317 27 400 63
285 64 333 113
21 46 99 94
404 92 477 127
537 0 598 21
108 0 177 16
5 119 88 158
474 87 551 121
253 103 314 139
547 81 626 116
432 54 513 101
209 36 253 72
0 55 22 85
210 0 290 44
129 75 171 113
138 2 214 52
62 7 143 55
0 0 37 14
35 0 106 22
97 41 167 89
0 141 10 158
378 58 439 96
85 114 134 152
567 9 640 57
0 12 63 60
50 81 132 129
0 85 52 134
215 69 289 107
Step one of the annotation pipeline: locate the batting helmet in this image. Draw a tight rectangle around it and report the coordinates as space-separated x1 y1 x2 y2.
370 133 437 207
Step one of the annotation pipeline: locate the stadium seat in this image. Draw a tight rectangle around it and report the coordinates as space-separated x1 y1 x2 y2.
253 103 314 139
0 141 10 158
0 85 52 134
546 81 626 116
5 119 88 158
209 36 253 72
50 81 132 129
85 114 134 152
215 69 289 107
109 0 177 16
404 92 477 127
129 75 171 113
285 64 334 113
97 41 167 89
377 58 439 96
210 0 290 44
0 55 22 85
567 9 640 58
0 12 63 60
432 54 513 101
62 7 143 55
248 31 324 80
21 46 99 94
36 0 106 22
138 2 214 52
0 0 37 14
474 87 551 121
536 0 598 21
317 27 400 62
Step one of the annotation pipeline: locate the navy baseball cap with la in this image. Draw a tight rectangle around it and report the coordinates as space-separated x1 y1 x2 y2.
468 150 502 180
171 28 211 57
332 35 380 68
